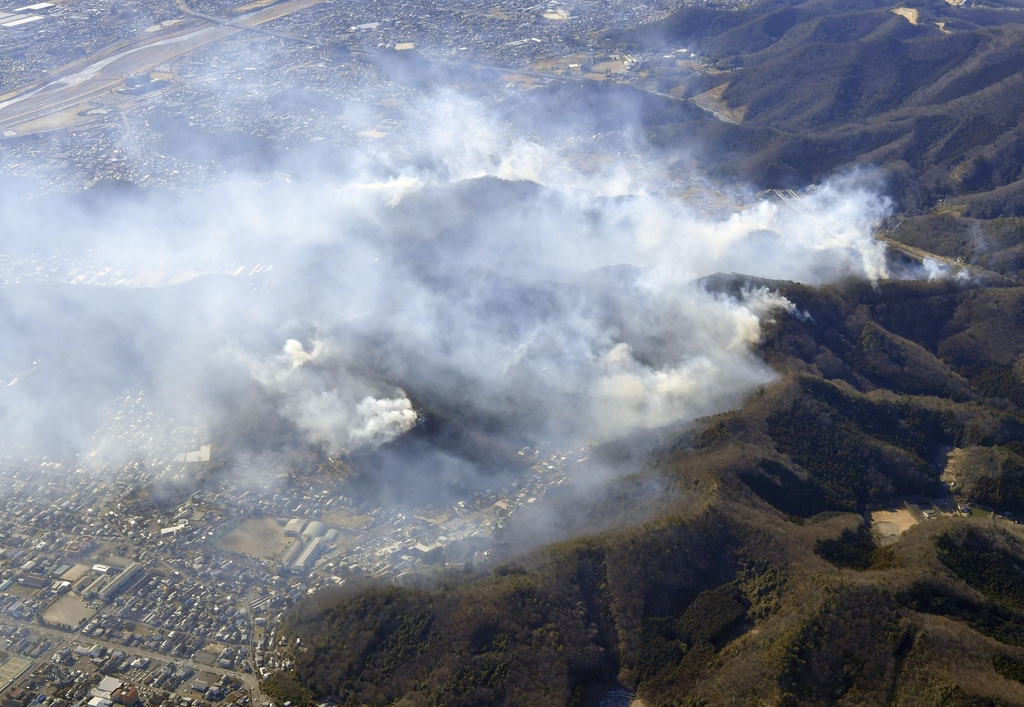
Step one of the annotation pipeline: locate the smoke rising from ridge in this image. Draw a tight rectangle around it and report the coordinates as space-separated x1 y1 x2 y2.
251 339 417 454
0 90 896 493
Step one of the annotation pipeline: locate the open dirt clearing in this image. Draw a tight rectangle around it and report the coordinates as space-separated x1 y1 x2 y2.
892 7 919 24
218 517 289 559
42 594 97 628
693 83 747 124
871 508 919 540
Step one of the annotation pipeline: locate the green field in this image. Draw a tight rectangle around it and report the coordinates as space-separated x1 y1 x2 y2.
0 655 32 689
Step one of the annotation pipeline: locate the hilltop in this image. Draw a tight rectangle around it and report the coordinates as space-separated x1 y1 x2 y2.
601 0 1024 217
260 1 1024 705
265 273 1024 707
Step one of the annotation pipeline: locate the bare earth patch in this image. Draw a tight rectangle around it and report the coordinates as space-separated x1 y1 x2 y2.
940 446 964 485
42 594 97 628
60 563 91 582
892 7 919 24
327 510 373 529
871 508 919 541
693 84 747 124
218 517 289 559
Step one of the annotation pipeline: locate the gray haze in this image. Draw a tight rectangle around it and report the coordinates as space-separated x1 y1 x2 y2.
0 91 895 493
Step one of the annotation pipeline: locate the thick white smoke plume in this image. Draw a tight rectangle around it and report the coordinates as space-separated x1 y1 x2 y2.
0 89 897 477
251 340 417 454
589 287 794 438
352 397 418 447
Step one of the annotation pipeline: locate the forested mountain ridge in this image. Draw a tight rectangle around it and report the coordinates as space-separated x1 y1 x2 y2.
265 274 1024 706
260 1 1024 705
606 0 1024 218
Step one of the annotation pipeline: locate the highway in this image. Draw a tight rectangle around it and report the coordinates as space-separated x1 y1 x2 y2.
0 0 326 136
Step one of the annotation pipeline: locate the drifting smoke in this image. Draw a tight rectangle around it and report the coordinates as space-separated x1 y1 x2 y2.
284 339 316 368
0 89 898 491
589 287 794 438
253 339 417 454
353 397 418 446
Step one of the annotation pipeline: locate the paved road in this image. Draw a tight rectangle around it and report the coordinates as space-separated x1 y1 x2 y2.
0 0 326 136
1 615 262 706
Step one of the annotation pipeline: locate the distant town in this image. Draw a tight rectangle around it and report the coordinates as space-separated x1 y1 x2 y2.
0 425 583 707
0 0 727 707
0 0 741 201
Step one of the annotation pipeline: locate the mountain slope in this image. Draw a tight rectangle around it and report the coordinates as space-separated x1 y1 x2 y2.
262 1 1024 704
266 277 1024 706
603 0 1024 216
